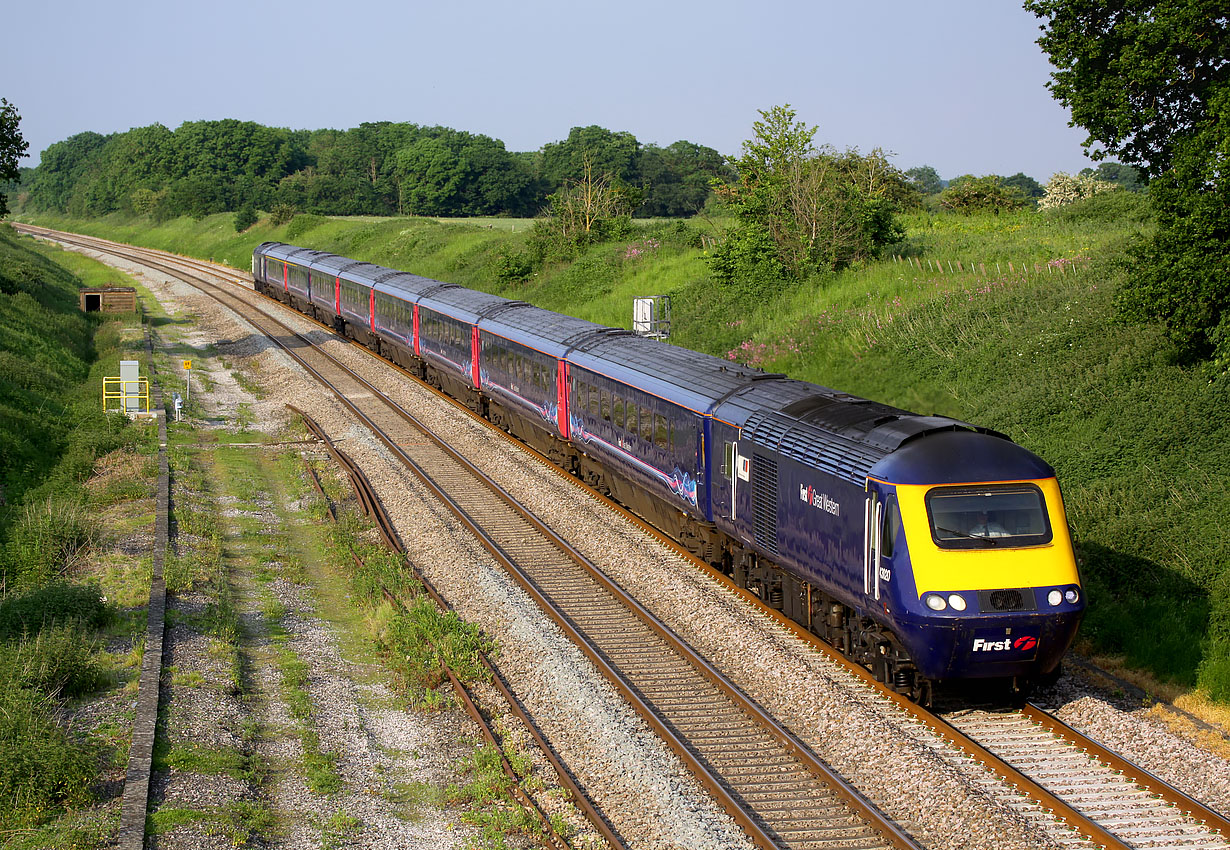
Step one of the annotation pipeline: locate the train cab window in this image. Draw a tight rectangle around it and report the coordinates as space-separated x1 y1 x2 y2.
925 485 1052 549
654 414 668 449
722 442 734 477
600 391 610 421
641 406 654 443
881 499 901 558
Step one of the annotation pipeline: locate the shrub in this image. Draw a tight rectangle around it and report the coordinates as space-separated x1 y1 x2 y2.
269 203 297 226
938 176 1029 214
0 682 99 829
285 213 329 240
2 498 96 589
1043 188 1152 224
1039 171 1118 210
233 204 258 232
0 624 106 698
490 246 536 284
0 582 107 640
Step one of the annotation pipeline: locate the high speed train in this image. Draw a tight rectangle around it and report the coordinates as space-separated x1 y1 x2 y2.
253 241 1085 702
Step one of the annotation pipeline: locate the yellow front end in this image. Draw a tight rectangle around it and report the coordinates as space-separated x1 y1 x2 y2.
896 477 1079 596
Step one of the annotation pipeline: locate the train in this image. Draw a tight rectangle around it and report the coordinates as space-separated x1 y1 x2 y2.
252 241 1085 702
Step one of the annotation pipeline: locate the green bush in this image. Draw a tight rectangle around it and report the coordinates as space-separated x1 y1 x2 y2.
233 204 258 233
0 582 107 640
285 213 329 241
270 203 297 226
0 682 99 829
2 497 95 589
1044 189 1153 224
0 624 105 698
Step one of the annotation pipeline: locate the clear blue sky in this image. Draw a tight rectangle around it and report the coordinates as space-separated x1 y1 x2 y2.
3 0 1096 183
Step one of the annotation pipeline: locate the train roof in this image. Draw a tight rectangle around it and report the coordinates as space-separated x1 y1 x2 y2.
741 386 1030 484
259 242 329 265
308 253 384 281
375 270 457 301
418 285 522 325
870 430 1054 485
479 304 614 359
567 334 775 415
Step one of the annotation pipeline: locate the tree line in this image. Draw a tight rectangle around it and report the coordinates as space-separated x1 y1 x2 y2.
16 120 733 221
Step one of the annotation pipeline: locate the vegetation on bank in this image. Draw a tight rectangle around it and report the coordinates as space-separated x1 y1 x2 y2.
17 190 1229 706
0 226 156 843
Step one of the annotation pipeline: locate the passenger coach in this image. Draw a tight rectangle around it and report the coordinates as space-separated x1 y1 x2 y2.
251 241 1085 701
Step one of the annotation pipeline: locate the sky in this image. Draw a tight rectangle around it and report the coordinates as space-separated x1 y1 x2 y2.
3 0 1097 183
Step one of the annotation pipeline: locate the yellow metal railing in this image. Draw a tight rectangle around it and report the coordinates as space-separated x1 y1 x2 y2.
103 376 150 414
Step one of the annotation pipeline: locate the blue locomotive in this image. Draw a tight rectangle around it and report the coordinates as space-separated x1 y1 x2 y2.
253 241 1084 701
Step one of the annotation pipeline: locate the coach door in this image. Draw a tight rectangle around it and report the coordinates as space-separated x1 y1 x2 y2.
864 487 883 603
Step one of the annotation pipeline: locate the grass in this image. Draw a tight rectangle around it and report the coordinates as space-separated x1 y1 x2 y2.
0 226 162 841
147 800 277 844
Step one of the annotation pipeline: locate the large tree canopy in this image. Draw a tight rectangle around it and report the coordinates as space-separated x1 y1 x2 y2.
710 105 908 285
1024 0 1228 175
1026 0 1230 364
0 98 29 217
19 119 721 221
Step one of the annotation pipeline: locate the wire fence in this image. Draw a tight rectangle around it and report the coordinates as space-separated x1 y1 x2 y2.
892 254 1088 277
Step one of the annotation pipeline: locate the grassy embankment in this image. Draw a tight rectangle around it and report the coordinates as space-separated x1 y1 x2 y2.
19 197 1230 707
0 224 160 846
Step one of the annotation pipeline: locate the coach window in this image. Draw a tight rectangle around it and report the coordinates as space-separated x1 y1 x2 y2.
612 396 624 430
626 403 638 438
589 385 600 416
654 414 668 450
600 391 610 421
641 406 654 443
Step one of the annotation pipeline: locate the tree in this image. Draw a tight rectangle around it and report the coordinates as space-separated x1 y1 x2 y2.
0 98 28 217
1026 0 1229 363
1079 161 1144 192
938 175 1029 214
905 165 943 196
1025 0 1225 176
540 155 632 244
1001 172 1044 200
539 126 641 191
711 105 906 284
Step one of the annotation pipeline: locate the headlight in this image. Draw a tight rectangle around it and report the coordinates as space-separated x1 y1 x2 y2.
948 594 967 611
1065 588 1080 604
1048 589 1063 606
925 594 947 611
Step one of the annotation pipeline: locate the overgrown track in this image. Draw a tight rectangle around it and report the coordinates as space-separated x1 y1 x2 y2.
19 224 1230 850
20 226 917 850
293 412 598 850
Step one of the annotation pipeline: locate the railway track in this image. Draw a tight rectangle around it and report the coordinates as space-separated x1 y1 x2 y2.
17 222 1230 850
19 225 915 849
